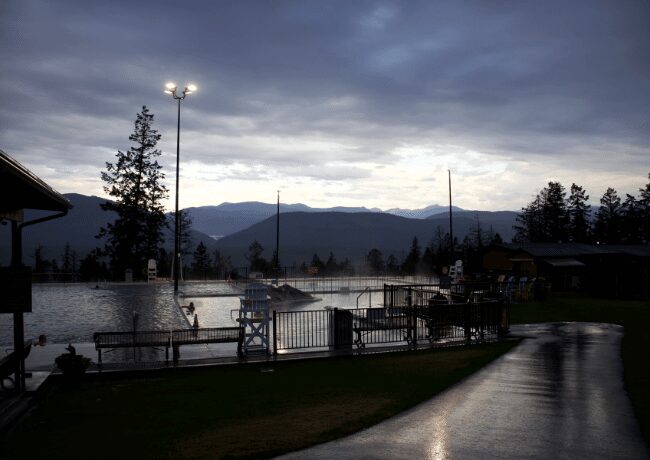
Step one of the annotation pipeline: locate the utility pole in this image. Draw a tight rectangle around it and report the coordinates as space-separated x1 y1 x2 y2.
448 170 454 260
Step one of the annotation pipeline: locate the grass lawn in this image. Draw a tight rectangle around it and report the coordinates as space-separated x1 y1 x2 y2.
1 341 516 460
509 294 650 447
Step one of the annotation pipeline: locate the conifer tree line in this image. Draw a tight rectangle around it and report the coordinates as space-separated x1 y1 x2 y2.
513 173 650 244
242 222 499 278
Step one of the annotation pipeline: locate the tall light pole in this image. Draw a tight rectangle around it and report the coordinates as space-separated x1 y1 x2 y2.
164 82 196 293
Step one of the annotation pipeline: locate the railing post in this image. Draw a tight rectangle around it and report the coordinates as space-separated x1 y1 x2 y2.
478 302 480 341
273 310 278 356
498 298 510 337
411 305 418 348
464 302 471 343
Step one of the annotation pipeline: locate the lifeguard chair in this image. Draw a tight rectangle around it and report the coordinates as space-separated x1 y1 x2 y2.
449 260 463 282
238 283 271 355
147 259 157 282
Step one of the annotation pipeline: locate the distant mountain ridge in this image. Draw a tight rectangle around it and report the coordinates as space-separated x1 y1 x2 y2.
186 201 382 238
0 193 517 268
385 204 464 219
187 201 466 238
214 210 517 267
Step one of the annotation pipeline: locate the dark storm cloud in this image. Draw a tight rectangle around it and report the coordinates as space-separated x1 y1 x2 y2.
1 0 648 204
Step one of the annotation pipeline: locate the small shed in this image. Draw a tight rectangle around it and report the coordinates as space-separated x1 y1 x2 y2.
0 149 71 392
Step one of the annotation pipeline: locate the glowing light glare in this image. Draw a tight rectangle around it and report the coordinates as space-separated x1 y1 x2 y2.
165 82 176 90
186 84 197 93
164 90 172 94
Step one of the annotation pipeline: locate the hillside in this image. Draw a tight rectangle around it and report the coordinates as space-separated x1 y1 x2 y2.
186 201 381 238
0 194 516 268
0 193 218 265
214 211 516 267
427 210 517 240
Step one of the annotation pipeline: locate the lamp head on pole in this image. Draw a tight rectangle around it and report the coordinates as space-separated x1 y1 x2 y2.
164 82 196 99
164 82 177 95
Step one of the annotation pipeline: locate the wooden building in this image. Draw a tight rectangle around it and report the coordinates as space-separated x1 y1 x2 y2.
483 243 650 299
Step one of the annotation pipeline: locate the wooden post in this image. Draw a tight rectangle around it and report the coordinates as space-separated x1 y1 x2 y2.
11 221 25 393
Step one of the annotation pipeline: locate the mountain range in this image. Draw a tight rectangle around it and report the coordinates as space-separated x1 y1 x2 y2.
185 202 464 239
214 210 516 267
0 193 517 267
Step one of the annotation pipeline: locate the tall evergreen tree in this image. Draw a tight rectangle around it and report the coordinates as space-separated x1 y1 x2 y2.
514 182 568 242
32 245 49 273
386 254 400 275
401 236 421 274
61 242 73 273
541 181 569 242
639 172 650 242
593 187 622 243
621 194 642 243
514 194 544 242
567 183 591 243
324 252 339 276
468 214 486 249
366 248 385 275
192 241 213 280
99 106 168 279
246 240 271 273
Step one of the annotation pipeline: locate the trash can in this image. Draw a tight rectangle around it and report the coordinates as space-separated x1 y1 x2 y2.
329 308 353 350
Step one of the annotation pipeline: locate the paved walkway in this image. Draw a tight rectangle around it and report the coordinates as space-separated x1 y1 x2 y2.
280 323 649 459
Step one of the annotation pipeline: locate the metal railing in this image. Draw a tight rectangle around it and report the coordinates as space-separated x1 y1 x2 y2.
236 275 439 294
383 282 489 309
273 299 509 353
273 310 331 351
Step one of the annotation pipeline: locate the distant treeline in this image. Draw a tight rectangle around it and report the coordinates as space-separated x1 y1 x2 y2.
513 172 650 244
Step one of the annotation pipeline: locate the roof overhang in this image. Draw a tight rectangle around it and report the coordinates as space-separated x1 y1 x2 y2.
543 258 585 267
0 149 71 217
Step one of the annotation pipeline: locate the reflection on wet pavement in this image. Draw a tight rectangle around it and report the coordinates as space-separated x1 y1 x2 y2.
280 323 649 459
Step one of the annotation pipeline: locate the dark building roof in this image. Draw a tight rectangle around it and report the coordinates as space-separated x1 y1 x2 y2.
487 242 650 259
0 149 71 214
602 245 650 258
517 243 614 257
542 258 585 267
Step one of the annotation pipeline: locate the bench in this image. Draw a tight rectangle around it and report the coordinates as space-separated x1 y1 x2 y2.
93 327 243 363
352 315 413 348
0 341 32 391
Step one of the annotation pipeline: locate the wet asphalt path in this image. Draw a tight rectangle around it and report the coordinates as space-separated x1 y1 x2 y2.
280 323 649 459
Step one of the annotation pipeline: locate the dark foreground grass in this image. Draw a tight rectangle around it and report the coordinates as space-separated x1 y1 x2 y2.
510 294 650 447
1 341 516 460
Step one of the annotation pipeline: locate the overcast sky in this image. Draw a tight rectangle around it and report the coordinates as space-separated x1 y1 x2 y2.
1 1 648 212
